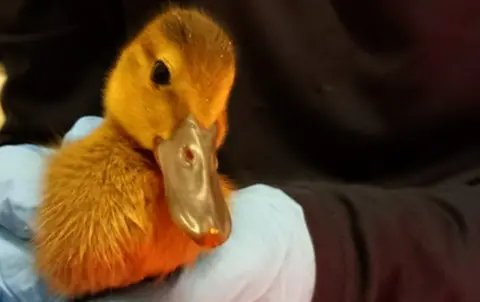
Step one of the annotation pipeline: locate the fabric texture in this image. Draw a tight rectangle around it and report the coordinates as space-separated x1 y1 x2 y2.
0 116 315 302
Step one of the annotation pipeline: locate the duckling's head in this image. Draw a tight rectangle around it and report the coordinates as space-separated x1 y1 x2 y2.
104 7 235 248
104 6 235 150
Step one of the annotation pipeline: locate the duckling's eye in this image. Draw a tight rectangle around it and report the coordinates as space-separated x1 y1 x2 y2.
151 60 171 85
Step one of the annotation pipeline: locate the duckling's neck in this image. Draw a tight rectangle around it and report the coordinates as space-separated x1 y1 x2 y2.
102 117 136 145
90 116 156 164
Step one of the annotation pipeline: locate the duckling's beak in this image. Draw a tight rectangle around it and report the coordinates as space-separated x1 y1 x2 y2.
153 115 232 248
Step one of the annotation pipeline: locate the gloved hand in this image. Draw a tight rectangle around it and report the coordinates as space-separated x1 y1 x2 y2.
0 117 316 302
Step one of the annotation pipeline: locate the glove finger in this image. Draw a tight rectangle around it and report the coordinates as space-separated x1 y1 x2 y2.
62 116 103 143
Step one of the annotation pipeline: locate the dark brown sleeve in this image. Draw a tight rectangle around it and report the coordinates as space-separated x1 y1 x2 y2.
282 182 480 302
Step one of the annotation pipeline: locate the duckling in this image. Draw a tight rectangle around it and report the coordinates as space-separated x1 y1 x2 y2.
34 6 236 297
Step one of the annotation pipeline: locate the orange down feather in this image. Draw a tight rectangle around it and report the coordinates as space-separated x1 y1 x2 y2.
34 6 236 296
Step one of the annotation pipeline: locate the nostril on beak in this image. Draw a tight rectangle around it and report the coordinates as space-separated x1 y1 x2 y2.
181 145 195 166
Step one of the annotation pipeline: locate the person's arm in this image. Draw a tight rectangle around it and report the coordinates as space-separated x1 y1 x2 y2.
282 181 480 301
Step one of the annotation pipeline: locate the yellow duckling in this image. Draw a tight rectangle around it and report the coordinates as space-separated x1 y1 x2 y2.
34 6 236 296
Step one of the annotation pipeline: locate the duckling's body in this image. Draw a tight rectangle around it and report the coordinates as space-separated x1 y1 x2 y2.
36 119 201 295
35 6 236 297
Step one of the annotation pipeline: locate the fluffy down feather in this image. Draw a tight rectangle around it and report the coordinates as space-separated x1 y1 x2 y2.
34 6 236 296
